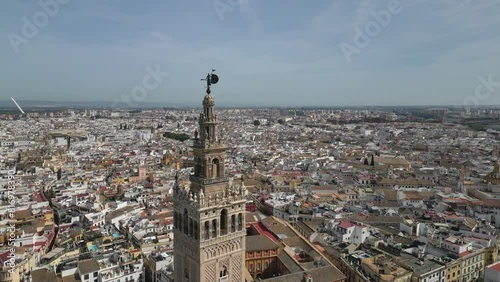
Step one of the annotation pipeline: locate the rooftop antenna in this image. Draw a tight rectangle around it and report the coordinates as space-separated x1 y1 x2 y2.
11 97 25 114
200 69 219 94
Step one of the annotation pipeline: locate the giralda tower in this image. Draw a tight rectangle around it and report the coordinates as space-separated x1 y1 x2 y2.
173 71 247 282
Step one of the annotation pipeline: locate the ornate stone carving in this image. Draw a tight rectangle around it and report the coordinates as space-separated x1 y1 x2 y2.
220 257 230 269
206 262 216 282
231 254 242 282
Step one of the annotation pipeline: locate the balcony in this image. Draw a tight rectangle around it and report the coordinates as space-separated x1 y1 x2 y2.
200 229 246 248
189 175 229 185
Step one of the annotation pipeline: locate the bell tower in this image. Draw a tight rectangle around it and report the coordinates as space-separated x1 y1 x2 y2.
173 70 247 282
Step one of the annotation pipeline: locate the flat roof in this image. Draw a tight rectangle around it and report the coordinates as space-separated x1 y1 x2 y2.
400 254 445 276
41 247 66 260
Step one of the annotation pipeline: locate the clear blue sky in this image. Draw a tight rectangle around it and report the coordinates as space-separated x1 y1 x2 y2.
1 0 500 107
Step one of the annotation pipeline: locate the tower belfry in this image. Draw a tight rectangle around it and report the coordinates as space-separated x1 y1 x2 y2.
173 70 247 282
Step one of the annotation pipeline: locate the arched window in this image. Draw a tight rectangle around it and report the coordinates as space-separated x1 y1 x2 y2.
196 158 202 177
220 266 228 278
178 212 182 232
194 222 199 240
212 159 220 178
231 215 236 232
183 209 188 235
204 221 210 240
220 209 228 235
189 218 193 237
237 213 243 231
212 219 217 238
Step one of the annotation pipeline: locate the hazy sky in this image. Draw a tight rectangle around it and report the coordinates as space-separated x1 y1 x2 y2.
1 0 500 107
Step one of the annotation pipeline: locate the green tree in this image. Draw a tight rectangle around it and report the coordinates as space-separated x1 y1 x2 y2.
163 132 190 142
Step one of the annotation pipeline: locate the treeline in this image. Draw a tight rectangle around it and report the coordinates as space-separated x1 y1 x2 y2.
163 132 190 141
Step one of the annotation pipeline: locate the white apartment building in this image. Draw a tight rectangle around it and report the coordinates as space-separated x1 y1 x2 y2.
327 220 369 244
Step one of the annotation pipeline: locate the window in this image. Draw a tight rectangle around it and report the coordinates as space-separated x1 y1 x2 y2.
212 219 217 237
220 266 228 277
194 222 199 240
205 221 210 239
220 209 228 235
238 213 243 230
231 215 236 232
84 274 89 280
212 158 220 178
184 209 189 235
189 218 193 237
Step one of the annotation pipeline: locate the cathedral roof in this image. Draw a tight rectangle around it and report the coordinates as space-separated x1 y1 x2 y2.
246 235 279 252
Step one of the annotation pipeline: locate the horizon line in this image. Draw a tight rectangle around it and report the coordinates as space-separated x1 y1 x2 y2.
1 100 500 109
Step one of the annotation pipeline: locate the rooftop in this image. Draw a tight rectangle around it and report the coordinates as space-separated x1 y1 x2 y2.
246 235 280 252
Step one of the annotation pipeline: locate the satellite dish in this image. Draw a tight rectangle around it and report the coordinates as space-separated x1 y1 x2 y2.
210 74 219 84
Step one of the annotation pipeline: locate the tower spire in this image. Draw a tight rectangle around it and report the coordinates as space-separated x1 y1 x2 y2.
196 69 221 148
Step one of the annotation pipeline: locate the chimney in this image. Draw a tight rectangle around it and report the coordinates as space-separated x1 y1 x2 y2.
302 273 312 282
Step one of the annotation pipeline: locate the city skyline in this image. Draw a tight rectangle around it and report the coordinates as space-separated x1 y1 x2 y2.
1 0 500 107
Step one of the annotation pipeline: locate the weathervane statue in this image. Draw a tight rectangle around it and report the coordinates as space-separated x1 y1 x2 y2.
201 69 219 94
